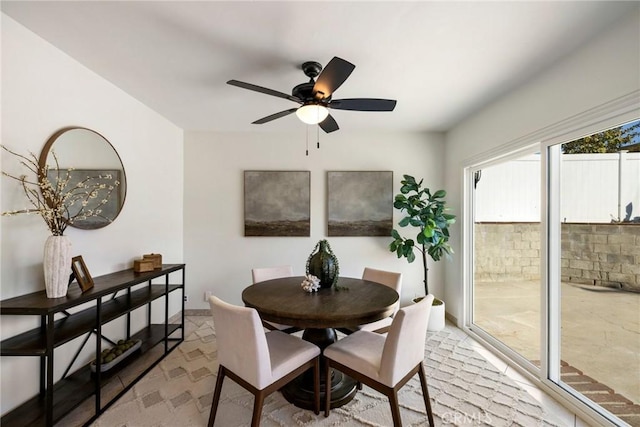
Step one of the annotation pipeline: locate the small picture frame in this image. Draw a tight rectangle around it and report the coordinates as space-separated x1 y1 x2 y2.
71 256 94 292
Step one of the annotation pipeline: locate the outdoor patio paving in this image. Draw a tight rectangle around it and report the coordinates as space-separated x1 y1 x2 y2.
474 280 640 421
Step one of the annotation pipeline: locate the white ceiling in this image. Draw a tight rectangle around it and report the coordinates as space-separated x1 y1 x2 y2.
2 1 636 134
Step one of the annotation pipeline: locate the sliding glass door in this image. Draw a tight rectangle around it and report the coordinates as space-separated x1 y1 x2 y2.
547 122 640 424
470 150 541 366
468 119 639 425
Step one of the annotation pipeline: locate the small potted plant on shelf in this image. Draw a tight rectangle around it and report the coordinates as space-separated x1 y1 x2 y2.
389 174 456 331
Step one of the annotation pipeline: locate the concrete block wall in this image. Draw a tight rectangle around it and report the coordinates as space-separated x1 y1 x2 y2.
474 223 541 282
474 223 640 292
561 223 640 292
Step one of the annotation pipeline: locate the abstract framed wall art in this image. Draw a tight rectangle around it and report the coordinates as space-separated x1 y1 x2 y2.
327 171 393 236
244 171 310 236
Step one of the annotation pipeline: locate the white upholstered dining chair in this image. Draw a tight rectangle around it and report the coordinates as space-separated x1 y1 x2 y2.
338 267 402 335
251 265 294 283
251 265 301 333
208 296 320 427
324 294 435 427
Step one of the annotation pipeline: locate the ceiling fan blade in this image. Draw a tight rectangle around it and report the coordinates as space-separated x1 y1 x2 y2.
319 114 339 133
227 80 302 103
312 57 355 100
329 98 397 112
252 108 298 124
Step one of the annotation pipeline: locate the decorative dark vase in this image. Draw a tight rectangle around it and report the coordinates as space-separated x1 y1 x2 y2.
306 240 339 289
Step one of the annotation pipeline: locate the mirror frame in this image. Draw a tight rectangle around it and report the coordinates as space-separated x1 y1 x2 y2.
38 127 127 230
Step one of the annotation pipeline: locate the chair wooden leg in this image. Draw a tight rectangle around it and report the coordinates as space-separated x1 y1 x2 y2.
313 357 320 415
388 389 402 427
324 360 332 417
208 365 226 427
418 364 434 427
251 391 265 427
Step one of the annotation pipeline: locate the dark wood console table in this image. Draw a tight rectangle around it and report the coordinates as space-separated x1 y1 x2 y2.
0 264 186 426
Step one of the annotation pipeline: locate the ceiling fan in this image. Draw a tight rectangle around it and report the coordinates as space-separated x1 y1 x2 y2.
227 56 397 133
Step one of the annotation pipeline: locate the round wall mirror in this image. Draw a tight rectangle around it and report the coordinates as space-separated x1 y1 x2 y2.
38 127 127 230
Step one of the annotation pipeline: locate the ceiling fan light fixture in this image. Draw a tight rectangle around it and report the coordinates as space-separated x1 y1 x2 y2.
296 103 329 125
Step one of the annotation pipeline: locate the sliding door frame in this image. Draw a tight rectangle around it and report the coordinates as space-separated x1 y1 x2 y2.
461 91 640 427
463 144 542 374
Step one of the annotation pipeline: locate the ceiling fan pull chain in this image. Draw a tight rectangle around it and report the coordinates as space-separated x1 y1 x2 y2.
306 125 309 156
317 124 320 149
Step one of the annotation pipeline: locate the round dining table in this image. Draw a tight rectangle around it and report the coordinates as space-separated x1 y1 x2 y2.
242 276 399 410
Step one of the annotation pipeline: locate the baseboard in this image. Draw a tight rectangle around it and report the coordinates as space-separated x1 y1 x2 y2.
184 309 210 316
445 311 458 325
169 310 210 324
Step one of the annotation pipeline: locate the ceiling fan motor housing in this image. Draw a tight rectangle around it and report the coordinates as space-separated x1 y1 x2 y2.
292 82 331 103
301 61 322 79
294 61 329 102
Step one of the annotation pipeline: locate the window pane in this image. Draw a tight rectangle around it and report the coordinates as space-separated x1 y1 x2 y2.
556 120 640 424
472 153 541 364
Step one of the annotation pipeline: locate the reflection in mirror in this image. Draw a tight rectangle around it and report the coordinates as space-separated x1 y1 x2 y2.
38 127 127 230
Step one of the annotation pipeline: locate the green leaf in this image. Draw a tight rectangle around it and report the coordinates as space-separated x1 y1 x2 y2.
403 175 416 185
409 218 424 227
398 217 411 227
396 246 403 258
406 250 416 263
391 229 401 239
432 189 446 199
423 225 435 238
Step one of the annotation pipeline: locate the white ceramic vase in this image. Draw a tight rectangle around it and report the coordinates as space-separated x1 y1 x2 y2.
43 235 72 298
427 300 446 331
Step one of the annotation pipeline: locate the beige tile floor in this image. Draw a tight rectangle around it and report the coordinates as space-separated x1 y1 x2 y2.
474 280 640 425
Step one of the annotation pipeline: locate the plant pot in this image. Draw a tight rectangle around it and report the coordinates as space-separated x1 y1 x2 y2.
43 235 72 298
427 299 446 331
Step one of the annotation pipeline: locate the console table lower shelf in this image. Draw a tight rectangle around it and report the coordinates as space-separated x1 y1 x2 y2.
0 263 186 427
2 324 182 427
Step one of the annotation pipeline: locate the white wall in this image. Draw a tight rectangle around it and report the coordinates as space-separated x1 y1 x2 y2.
0 15 184 415
444 10 640 322
184 130 445 309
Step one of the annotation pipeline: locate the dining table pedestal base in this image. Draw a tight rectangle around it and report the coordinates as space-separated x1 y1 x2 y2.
280 327 357 410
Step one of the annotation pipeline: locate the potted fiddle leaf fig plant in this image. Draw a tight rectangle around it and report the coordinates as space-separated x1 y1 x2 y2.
389 174 456 331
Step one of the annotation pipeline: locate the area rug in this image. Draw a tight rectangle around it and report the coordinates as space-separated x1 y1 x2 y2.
90 320 564 426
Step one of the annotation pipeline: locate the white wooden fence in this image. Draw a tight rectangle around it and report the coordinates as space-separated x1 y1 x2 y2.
474 152 640 223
